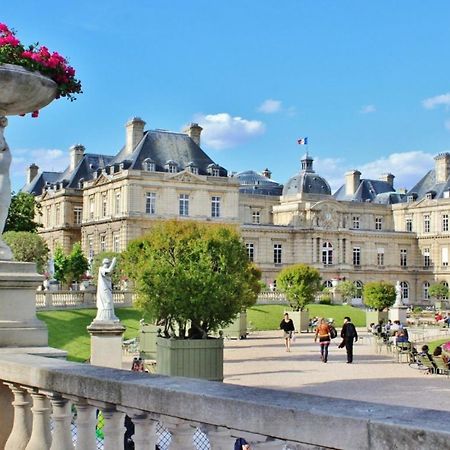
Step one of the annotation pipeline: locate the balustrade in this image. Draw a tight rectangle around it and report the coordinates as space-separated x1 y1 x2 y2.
0 353 449 449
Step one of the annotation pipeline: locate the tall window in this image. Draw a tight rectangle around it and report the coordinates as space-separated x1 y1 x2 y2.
102 194 107 218
179 194 189 216
406 218 412 232
442 247 449 267
211 196 221 218
375 217 383 231
212 168 220 177
353 247 361 266
113 234 120 253
246 243 254 262
424 214 430 233
354 280 363 300
423 281 430 300
115 190 121 215
323 280 333 288
252 211 260 224
89 197 94 220
423 248 430 268
442 281 449 300
55 205 60 226
377 248 384 266
74 206 82 225
322 242 333 265
443 214 449 232
400 281 409 302
100 234 106 253
352 216 360 229
88 235 94 259
273 244 282 264
400 249 407 267
145 192 156 215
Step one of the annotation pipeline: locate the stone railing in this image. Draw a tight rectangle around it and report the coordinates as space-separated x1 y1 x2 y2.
0 353 449 449
36 290 135 310
257 290 288 305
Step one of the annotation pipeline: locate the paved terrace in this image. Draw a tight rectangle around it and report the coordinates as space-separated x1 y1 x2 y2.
223 330 450 412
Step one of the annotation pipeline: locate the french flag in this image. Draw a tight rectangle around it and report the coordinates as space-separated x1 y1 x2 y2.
297 137 308 145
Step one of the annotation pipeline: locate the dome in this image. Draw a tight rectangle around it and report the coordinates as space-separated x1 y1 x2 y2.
282 153 331 196
236 170 283 196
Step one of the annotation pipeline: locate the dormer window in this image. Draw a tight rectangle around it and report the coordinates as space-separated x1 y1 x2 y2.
185 162 198 175
207 163 220 177
142 158 155 172
165 160 178 174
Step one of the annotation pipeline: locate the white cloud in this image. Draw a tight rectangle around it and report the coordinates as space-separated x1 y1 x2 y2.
194 113 265 150
316 151 435 193
422 93 450 109
258 99 282 114
11 147 68 186
360 104 376 114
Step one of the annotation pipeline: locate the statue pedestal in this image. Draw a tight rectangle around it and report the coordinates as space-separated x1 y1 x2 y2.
389 305 408 326
0 261 48 346
87 320 125 369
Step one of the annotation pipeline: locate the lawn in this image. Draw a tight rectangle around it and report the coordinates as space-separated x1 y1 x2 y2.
427 338 450 354
248 304 366 330
38 304 366 361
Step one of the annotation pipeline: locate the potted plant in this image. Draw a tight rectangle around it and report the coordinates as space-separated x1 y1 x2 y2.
363 281 395 329
123 220 261 381
277 264 322 332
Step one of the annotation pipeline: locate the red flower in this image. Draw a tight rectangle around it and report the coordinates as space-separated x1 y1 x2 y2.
31 110 39 118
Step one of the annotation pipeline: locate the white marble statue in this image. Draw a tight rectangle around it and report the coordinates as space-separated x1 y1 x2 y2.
0 117 13 260
94 257 119 322
394 280 403 306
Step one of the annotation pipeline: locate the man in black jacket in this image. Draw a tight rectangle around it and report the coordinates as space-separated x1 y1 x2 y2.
340 316 358 363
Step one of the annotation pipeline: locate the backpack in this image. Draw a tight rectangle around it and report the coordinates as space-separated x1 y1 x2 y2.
329 325 337 339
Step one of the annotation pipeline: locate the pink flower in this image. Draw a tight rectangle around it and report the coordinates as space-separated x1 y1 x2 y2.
31 110 39 118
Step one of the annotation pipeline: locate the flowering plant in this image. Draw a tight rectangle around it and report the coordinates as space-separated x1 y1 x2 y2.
0 23 82 106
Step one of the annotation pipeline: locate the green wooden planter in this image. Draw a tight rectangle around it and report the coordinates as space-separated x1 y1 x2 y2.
366 310 389 330
221 311 247 339
138 323 159 360
285 310 310 332
156 336 224 381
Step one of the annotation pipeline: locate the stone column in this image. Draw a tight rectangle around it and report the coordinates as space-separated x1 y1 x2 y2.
204 426 234 450
163 417 196 449
4 383 31 450
71 399 97 450
24 389 52 450
87 321 125 368
101 407 125 450
48 393 74 450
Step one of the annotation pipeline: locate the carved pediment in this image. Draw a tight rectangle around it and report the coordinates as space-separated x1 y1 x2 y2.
169 170 205 183
92 174 112 186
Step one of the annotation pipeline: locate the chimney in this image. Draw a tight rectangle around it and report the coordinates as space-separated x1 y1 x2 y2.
125 117 146 154
261 168 272 179
27 163 39 184
185 123 203 146
345 170 361 196
379 173 395 189
434 153 450 183
69 144 85 171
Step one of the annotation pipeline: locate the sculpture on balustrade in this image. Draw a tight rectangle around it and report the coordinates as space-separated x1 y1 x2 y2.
94 257 119 322
394 280 403 307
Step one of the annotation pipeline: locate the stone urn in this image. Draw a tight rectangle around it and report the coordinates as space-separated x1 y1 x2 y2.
0 64 57 259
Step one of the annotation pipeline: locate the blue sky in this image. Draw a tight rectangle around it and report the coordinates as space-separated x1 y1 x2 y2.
3 1 450 192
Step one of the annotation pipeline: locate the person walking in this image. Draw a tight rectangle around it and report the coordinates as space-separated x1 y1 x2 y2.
340 316 358 363
314 318 331 363
280 313 295 352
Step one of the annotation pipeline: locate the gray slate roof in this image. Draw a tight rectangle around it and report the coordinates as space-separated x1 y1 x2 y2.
236 170 283 196
333 179 402 204
407 170 450 200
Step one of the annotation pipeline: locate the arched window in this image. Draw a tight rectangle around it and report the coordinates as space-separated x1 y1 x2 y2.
354 280 363 299
323 280 333 289
322 242 333 265
400 281 409 303
442 281 449 300
423 281 430 300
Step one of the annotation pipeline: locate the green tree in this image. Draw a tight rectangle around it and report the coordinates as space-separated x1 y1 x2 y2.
428 283 449 301
91 251 123 288
122 220 261 338
4 192 41 232
362 281 396 311
53 245 69 285
336 280 357 303
2 231 48 273
277 264 322 311
67 242 89 283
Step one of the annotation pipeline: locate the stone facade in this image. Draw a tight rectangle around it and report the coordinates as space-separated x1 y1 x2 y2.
21 118 450 306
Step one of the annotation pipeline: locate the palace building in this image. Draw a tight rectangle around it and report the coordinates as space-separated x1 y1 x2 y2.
22 117 450 305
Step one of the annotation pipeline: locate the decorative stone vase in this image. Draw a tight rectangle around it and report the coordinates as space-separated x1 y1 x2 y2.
156 336 224 381
0 64 57 116
0 64 57 260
